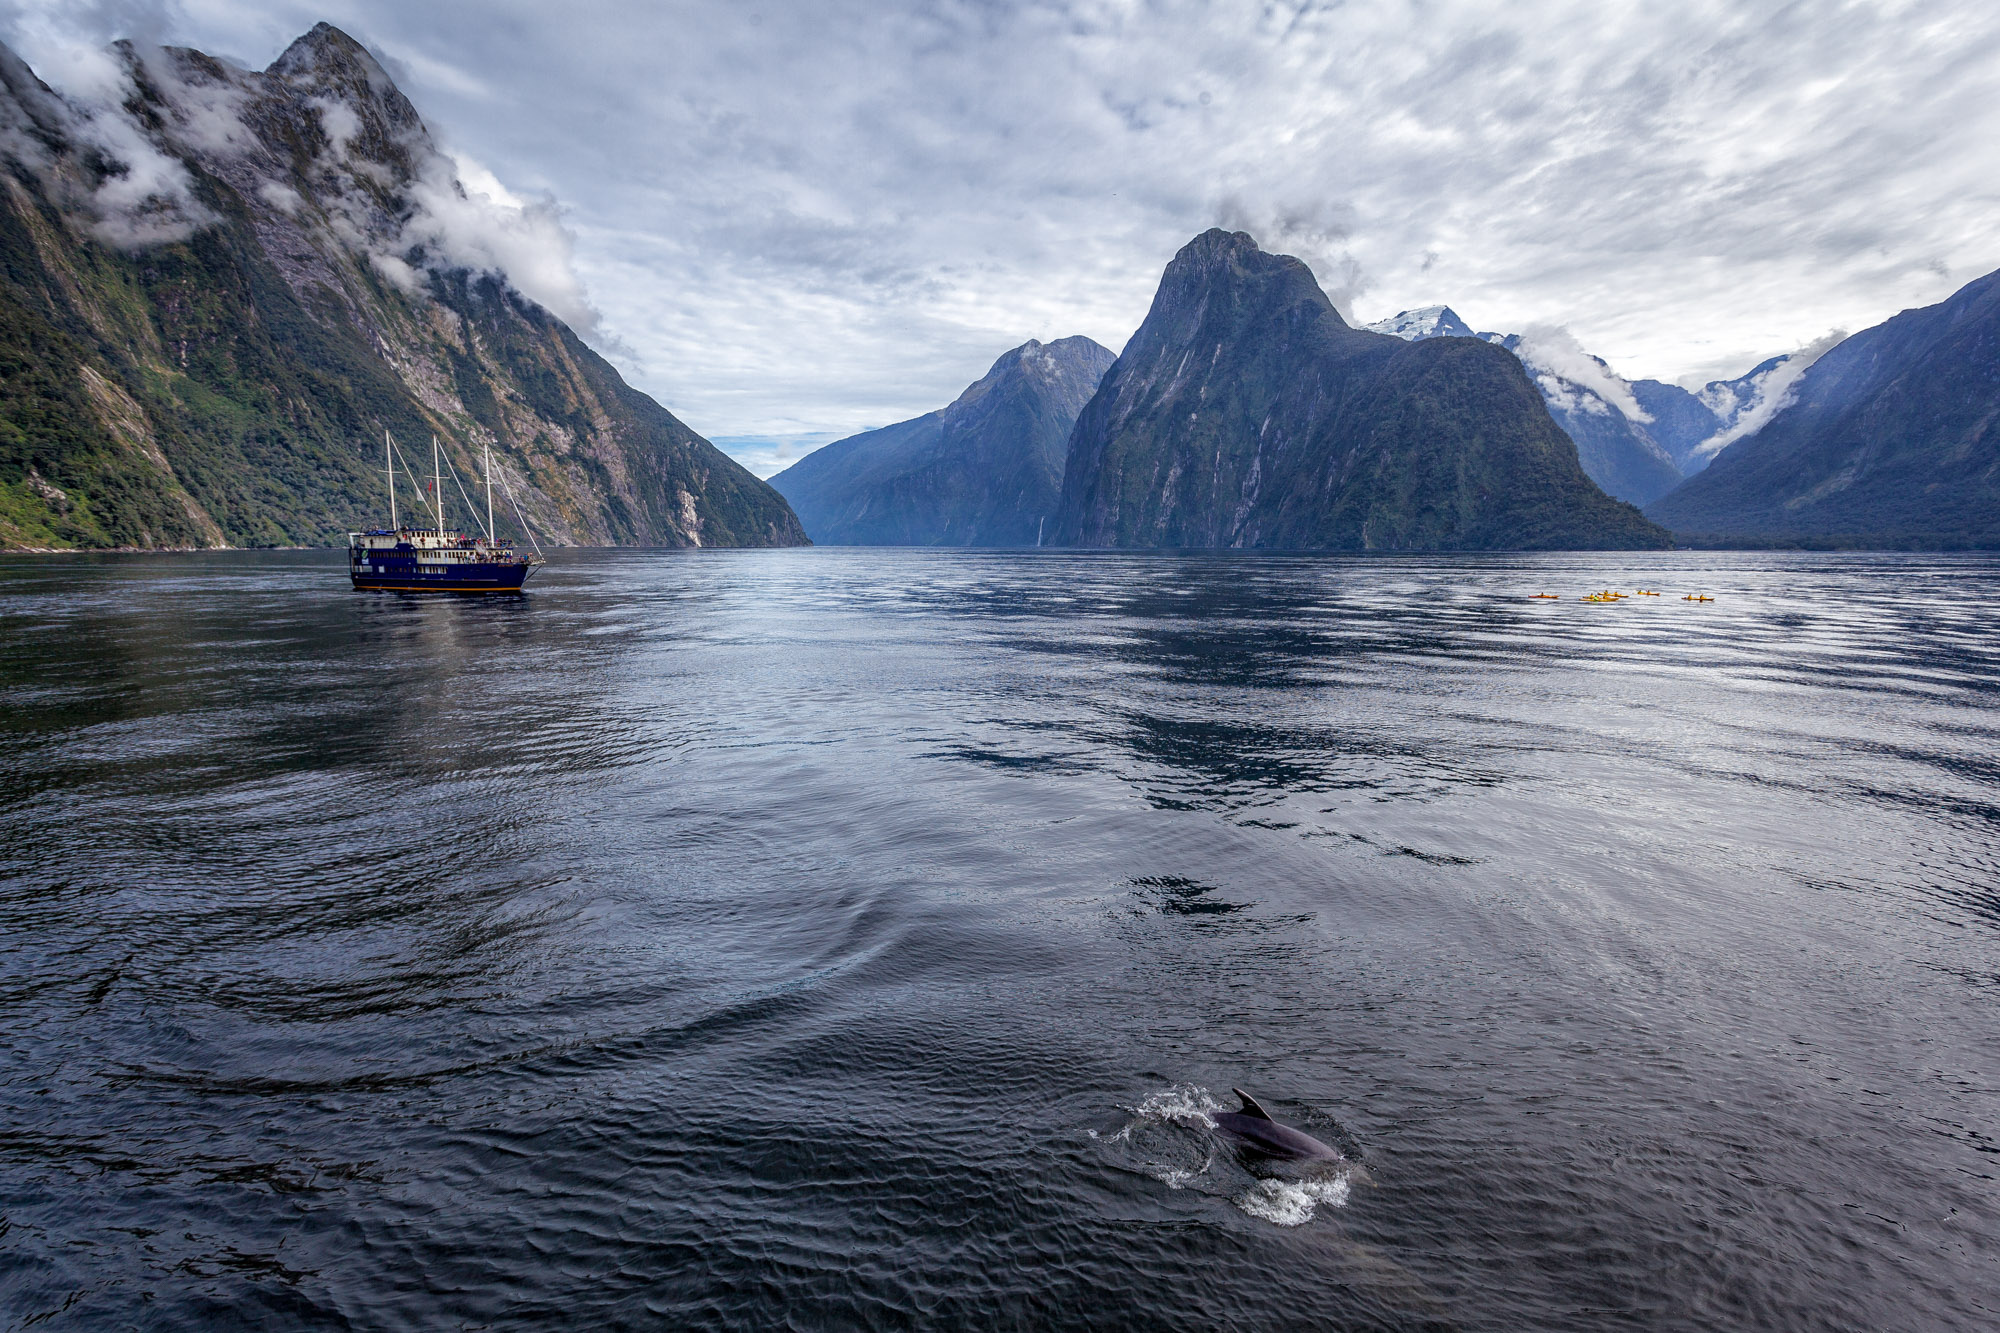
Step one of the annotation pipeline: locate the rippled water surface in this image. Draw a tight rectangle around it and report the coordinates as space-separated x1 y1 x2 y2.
2 548 1997 1331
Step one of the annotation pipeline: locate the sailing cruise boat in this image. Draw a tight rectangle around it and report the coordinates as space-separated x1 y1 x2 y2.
349 434 544 592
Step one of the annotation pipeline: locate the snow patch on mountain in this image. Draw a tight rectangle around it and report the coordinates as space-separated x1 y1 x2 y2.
1365 305 1475 340
1369 308 1652 428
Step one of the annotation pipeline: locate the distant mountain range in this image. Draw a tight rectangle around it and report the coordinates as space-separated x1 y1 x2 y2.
783 232 1671 551
1316 272 2000 548
1646 268 2000 546
1360 307 1813 507
0 25 804 550
6 25 1990 555
1050 231 1667 550
769 336 1113 545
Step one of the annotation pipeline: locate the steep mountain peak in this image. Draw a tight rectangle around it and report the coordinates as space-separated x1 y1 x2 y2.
0 30 804 552
1365 306 1476 340
1139 228 1343 357
771 334 1115 546
270 23 382 85
1166 230 1328 302
946 335 1115 426
1053 230 1668 550
1180 226 1261 264
265 23 427 167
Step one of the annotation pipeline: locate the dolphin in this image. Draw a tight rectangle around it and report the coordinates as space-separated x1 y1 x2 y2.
1211 1089 1341 1163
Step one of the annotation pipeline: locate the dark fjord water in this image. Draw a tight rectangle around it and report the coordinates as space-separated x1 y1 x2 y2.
1 549 1996 1331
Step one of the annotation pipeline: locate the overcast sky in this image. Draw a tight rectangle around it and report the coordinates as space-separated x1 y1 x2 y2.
9 0 1999 476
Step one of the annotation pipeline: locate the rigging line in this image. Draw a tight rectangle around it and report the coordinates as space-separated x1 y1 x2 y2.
388 436 442 528
443 446 485 538
391 435 435 528
383 431 418 526
489 458 546 560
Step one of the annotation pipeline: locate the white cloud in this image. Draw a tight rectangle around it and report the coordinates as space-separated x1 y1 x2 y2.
368 248 422 293
0 2 600 331
78 116 214 246
0 31 217 246
1214 195 1369 319
1692 329 1849 460
310 95 359 158
397 146 598 335
256 178 301 213
1510 325 1651 425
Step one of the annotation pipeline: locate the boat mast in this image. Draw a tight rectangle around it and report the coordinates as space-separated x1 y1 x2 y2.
384 430 397 530
432 435 446 534
484 443 495 541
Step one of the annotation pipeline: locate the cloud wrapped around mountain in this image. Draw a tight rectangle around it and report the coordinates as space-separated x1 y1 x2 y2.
0 11 602 340
398 150 597 336
1510 326 1651 425
1693 330 1848 460
0 36 216 247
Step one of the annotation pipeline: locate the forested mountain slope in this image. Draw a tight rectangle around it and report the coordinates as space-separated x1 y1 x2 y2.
0 25 803 549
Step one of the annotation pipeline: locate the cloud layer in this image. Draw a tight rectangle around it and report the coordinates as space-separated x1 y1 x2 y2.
6 0 1998 474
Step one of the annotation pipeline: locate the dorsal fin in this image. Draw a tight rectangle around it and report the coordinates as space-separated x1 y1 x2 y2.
1233 1088 1274 1121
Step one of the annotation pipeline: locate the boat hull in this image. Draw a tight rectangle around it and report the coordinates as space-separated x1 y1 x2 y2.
349 555 536 593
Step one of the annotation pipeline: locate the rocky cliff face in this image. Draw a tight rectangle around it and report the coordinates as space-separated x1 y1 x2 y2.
0 25 805 550
769 336 1113 545
1052 231 1669 550
1645 268 2000 546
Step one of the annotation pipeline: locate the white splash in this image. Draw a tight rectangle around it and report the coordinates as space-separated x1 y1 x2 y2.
1235 1172 1353 1227
1134 1083 1224 1126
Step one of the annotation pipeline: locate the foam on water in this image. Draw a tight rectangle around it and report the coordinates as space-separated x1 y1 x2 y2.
1133 1082 1223 1127
1235 1172 1354 1227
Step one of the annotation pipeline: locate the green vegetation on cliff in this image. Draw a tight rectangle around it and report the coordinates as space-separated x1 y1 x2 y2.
0 26 804 550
